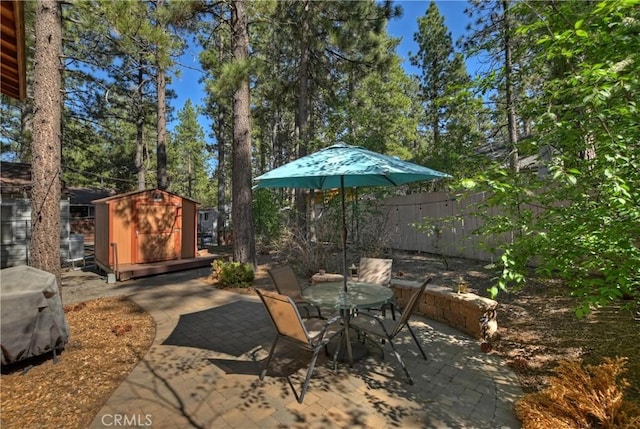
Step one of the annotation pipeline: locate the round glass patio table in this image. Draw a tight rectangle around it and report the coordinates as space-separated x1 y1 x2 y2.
302 281 393 365
302 281 393 311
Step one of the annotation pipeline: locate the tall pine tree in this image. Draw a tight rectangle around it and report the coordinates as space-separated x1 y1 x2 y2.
31 0 63 288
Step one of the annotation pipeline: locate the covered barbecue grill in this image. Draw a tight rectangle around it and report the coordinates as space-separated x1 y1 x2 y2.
1 266 69 365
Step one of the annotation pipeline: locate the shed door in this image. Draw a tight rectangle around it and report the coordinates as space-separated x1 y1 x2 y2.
135 202 181 263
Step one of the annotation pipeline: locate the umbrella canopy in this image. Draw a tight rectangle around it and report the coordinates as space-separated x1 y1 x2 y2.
254 143 450 189
254 143 451 290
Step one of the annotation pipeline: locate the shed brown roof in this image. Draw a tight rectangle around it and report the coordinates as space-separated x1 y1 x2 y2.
1 0 27 100
92 188 200 205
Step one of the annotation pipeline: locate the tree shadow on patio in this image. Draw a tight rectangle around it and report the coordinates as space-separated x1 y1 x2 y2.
161 300 273 356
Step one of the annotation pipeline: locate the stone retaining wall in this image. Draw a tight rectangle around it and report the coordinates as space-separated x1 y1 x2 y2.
391 279 498 339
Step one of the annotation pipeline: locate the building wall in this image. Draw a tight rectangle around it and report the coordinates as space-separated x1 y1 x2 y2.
197 208 217 233
70 204 96 244
0 197 70 268
197 208 218 246
93 202 110 269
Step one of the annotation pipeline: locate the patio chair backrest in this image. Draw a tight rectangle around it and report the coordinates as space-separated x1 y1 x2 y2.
392 278 431 337
268 265 304 300
257 289 310 344
358 258 393 286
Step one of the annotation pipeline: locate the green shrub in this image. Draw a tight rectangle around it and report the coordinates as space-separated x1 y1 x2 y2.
212 260 254 288
253 188 283 245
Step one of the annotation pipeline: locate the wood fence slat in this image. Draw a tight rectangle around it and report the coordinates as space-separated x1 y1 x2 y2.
380 191 507 262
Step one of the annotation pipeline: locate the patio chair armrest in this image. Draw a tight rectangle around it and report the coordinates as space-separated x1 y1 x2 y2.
295 300 324 319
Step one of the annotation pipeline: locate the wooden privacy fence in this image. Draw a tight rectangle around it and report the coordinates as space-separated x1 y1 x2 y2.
380 191 537 263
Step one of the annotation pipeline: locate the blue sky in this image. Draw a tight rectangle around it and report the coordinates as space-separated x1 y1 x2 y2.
169 0 473 140
389 0 475 75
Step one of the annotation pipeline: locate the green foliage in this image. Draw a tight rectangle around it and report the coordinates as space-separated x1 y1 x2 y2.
252 188 282 245
462 0 640 315
412 213 464 271
169 99 213 203
271 225 323 278
349 188 393 257
410 1 487 179
325 42 421 157
59 0 164 192
212 259 254 288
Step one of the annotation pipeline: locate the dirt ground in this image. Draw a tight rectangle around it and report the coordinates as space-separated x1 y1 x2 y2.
1 249 638 428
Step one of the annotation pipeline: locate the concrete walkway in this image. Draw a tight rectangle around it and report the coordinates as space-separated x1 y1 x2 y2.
88 269 522 429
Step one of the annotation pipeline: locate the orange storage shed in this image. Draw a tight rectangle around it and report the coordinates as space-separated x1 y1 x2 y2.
92 189 199 277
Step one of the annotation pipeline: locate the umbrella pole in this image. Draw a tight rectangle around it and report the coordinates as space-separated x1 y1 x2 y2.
341 176 348 292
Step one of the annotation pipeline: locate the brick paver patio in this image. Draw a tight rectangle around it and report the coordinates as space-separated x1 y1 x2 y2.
89 270 522 429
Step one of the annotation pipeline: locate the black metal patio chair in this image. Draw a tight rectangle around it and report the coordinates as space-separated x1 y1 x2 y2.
350 277 432 384
256 288 343 403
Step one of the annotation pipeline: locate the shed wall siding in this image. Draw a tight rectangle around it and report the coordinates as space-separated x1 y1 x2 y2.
93 189 198 268
182 201 196 258
111 198 133 265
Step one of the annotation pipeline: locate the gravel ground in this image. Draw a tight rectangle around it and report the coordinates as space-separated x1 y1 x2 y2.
60 267 124 304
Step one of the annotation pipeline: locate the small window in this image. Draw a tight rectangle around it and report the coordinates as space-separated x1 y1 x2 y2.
204 212 209 221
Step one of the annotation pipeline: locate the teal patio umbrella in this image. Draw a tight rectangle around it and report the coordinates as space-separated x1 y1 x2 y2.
254 143 451 291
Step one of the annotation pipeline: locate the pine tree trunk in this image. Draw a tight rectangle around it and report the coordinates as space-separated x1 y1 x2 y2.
31 0 62 289
432 66 440 148
216 104 227 246
157 64 168 189
19 104 34 161
231 0 256 266
294 0 310 233
216 32 228 247
136 59 146 190
156 0 168 190
503 0 519 173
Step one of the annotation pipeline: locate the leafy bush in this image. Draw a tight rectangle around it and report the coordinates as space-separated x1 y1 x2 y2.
516 357 640 429
252 188 283 245
212 260 254 288
453 1 640 316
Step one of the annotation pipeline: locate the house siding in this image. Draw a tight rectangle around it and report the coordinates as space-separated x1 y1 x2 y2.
0 197 70 268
